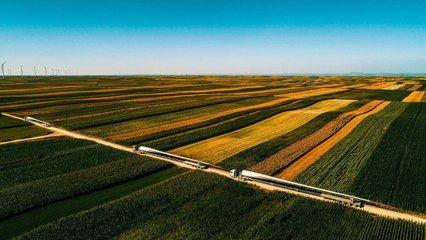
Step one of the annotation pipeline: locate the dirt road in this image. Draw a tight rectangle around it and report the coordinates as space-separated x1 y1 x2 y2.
0 132 61 145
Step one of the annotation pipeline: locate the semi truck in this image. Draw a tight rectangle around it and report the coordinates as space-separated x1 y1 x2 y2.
24 116 52 127
133 145 208 169
230 169 366 208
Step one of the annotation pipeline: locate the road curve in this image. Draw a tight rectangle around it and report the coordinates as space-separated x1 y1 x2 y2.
2 112 425 224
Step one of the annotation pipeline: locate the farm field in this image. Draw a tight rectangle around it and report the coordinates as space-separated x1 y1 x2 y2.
294 102 426 213
0 115 51 142
277 101 390 180
8 171 426 240
249 100 385 175
171 99 356 163
1 76 426 238
0 136 173 220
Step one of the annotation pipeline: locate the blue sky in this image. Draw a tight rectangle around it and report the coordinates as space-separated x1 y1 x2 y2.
1 0 425 75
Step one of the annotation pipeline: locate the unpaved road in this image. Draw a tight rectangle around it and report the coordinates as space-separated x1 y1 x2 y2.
2 112 425 224
0 132 62 145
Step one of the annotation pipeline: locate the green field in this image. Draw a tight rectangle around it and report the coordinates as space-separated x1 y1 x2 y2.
295 102 426 213
0 137 172 220
12 172 425 240
0 115 50 142
351 103 426 213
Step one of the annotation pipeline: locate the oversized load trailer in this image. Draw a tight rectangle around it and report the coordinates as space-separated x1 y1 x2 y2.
133 145 209 169
230 169 366 208
24 116 52 127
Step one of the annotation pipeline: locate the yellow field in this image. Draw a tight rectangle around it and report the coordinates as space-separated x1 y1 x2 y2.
363 82 395 90
275 88 347 99
171 99 356 163
276 101 390 180
382 83 406 90
111 97 291 140
402 91 425 103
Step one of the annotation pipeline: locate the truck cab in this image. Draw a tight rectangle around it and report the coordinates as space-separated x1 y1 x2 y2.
230 169 240 178
132 145 138 152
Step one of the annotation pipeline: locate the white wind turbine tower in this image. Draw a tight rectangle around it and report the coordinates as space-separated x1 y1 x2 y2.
44 65 48 76
33 66 37 77
20 65 24 78
1 61 6 79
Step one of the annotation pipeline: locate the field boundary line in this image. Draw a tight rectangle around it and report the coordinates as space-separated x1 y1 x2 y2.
249 100 384 175
276 101 391 180
110 97 291 141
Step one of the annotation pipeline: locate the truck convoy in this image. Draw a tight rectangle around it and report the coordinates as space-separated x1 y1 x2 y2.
134 145 392 209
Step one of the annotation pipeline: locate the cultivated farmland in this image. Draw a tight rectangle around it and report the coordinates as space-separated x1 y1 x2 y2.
1 76 426 239
171 99 355 163
11 172 426 240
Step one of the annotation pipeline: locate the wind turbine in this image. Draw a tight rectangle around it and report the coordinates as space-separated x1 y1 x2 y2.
20 65 24 78
33 66 37 77
1 61 6 79
44 65 48 76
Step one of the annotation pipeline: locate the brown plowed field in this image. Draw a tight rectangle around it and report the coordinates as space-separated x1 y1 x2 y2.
276 101 390 180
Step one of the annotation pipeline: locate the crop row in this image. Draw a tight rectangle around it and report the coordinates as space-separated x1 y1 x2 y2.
0 115 30 130
15 171 425 240
350 103 426 213
0 124 50 143
0 137 133 189
0 167 188 239
120 98 296 145
109 97 286 141
90 97 275 139
0 155 171 220
172 99 355 163
247 100 379 174
59 96 251 130
295 102 407 195
0 85 215 112
143 99 318 150
321 89 411 101
222 100 369 170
